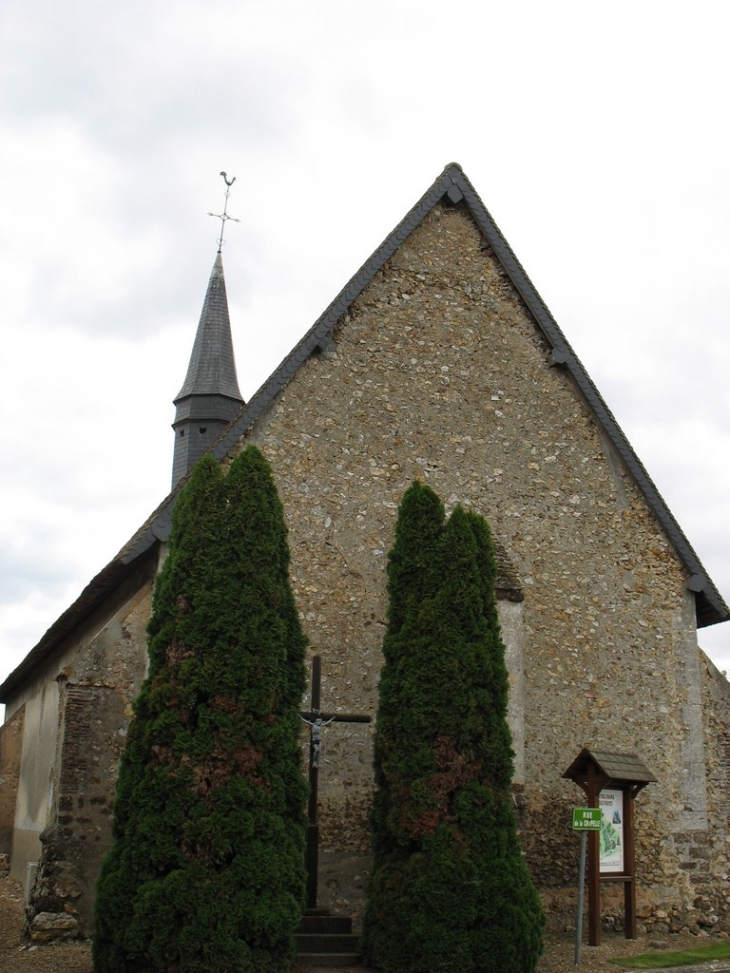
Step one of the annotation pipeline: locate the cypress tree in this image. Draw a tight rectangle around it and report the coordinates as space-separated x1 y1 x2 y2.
94 448 307 973
362 483 543 973
368 481 445 863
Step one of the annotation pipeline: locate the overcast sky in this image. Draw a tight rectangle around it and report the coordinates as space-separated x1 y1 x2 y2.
1 0 728 713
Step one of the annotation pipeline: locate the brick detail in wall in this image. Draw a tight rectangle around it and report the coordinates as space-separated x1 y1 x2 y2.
26 683 127 941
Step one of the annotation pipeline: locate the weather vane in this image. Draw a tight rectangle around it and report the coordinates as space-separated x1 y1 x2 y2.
208 171 240 253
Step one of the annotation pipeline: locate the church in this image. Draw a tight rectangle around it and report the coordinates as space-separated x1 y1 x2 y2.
1 163 729 941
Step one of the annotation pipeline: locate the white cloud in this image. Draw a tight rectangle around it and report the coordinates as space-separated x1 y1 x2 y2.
0 0 728 712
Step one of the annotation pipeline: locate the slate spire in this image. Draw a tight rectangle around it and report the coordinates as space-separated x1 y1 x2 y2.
171 252 245 487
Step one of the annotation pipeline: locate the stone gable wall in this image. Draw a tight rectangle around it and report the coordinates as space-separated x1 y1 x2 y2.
229 201 717 927
6 200 724 937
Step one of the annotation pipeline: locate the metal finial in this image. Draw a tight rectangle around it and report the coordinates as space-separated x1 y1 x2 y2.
207 171 240 253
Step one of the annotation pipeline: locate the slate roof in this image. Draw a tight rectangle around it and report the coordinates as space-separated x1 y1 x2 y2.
171 253 245 488
562 748 658 785
174 253 243 402
0 163 726 701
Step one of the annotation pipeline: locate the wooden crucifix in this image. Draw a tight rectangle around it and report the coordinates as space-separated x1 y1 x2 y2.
300 654 372 910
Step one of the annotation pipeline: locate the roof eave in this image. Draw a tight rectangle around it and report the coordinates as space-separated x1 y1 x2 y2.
4 164 726 700
121 164 730 627
0 545 159 703
207 163 729 626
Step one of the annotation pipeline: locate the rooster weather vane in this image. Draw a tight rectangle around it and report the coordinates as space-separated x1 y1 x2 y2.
208 171 240 253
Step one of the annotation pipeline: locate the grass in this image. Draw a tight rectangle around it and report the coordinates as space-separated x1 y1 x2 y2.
611 941 730 968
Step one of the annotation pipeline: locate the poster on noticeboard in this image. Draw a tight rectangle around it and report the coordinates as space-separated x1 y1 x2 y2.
599 788 624 873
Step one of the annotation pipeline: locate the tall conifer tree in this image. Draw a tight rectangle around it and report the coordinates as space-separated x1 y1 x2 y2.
363 483 543 973
94 448 307 973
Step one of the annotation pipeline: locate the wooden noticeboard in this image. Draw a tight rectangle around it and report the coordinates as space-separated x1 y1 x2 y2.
563 749 656 946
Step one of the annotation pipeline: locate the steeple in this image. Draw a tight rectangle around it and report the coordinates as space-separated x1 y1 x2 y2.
171 251 244 487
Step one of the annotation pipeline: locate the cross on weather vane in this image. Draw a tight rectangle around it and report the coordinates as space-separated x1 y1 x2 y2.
208 171 240 253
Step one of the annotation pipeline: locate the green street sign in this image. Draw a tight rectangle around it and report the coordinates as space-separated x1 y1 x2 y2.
572 807 602 830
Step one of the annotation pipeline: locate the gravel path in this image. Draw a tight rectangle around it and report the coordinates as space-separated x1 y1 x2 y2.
2 875 726 973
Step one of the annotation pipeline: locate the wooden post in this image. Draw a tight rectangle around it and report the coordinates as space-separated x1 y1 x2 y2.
623 789 637 939
586 769 601 948
300 655 372 910
563 750 656 951
304 656 322 911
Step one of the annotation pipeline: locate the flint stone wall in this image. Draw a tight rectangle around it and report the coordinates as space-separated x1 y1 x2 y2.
229 201 720 928
12 199 728 937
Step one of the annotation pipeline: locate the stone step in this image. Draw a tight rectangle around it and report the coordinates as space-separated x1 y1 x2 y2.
294 952 361 968
294 910 361 966
297 914 353 935
295 932 360 953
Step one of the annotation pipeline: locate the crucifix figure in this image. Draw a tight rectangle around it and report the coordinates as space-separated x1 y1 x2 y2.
300 654 372 910
300 713 336 769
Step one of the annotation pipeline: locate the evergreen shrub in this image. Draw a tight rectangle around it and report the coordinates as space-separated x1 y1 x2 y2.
362 481 544 973
93 448 307 973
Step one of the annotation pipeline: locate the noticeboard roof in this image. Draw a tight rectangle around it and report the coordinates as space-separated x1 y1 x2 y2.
562 748 657 785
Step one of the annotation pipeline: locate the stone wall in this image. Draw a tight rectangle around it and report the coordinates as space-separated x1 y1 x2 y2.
9 677 61 893
7 197 726 939
0 705 24 855
692 651 730 926
228 200 720 926
24 573 154 940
